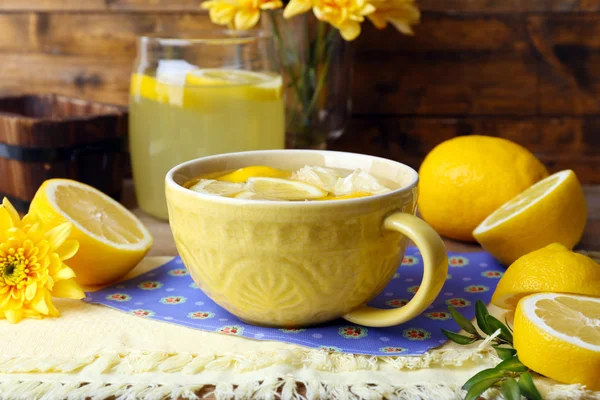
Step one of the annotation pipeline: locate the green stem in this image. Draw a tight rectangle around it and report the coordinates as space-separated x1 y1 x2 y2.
303 26 336 122
268 11 302 98
282 15 308 104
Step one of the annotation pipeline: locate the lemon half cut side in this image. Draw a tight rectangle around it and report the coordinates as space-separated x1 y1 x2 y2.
473 170 587 265
514 292 600 390
30 179 153 285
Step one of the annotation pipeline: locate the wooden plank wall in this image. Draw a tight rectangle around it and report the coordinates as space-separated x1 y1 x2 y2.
0 0 598 182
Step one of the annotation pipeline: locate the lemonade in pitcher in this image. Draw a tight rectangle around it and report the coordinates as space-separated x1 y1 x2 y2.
129 34 285 219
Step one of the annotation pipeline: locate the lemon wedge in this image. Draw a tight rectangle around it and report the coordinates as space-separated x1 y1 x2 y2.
291 166 346 192
473 170 587 265
189 180 245 197
514 293 600 390
30 179 153 286
246 177 327 200
216 166 290 183
333 169 391 196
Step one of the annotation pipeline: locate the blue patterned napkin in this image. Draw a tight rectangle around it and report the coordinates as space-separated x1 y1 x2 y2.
84 248 504 356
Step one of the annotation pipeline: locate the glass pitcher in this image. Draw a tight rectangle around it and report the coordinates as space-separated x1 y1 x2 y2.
129 32 285 220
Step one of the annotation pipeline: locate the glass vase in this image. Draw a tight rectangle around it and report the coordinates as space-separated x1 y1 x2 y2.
262 10 353 149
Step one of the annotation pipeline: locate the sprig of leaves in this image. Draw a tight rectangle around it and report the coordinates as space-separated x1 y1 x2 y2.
441 300 542 400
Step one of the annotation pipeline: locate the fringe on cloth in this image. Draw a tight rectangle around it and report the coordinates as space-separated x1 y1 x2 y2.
0 345 498 375
0 339 597 399
0 377 598 400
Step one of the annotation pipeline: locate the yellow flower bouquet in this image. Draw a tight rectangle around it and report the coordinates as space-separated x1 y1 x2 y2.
202 0 420 148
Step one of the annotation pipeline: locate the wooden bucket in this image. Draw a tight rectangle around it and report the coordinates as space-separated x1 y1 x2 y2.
0 94 128 212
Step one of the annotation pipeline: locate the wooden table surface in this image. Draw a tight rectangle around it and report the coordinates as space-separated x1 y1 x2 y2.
122 181 600 257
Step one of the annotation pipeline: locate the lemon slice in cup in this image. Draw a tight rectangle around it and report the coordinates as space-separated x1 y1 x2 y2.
234 191 279 200
216 166 290 183
246 177 327 200
291 166 346 192
30 179 153 286
189 180 245 197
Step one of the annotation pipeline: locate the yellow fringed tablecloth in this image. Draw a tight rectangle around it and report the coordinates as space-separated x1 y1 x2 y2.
0 257 598 400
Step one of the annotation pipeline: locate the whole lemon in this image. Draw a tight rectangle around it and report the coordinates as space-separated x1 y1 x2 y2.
418 135 548 242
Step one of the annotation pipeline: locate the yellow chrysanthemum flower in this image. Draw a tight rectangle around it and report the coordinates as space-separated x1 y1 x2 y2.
0 198 84 324
202 0 283 30
283 0 312 19
311 0 375 41
367 0 420 35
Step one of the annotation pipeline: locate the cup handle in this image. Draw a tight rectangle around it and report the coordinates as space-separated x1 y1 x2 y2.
344 212 448 328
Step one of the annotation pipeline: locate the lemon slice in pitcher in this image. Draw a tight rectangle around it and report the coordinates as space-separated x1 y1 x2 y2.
246 177 327 200
186 69 283 102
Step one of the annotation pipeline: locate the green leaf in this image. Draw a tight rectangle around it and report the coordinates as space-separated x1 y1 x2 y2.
493 345 517 360
519 372 542 400
448 306 479 336
486 314 514 344
462 368 506 391
441 329 477 345
501 378 521 400
496 356 528 373
475 300 494 335
465 377 503 400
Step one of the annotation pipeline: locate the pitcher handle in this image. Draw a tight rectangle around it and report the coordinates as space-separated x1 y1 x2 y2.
344 212 448 328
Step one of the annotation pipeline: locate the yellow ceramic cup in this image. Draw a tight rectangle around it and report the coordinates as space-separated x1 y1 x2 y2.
166 150 447 328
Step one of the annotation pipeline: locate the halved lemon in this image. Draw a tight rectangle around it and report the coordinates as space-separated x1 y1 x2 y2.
514 293 600 390
216 166 290 183
246 177 327 200
189 180 245 197
491 243 600 309
30 179 153 286
473 170 587 265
